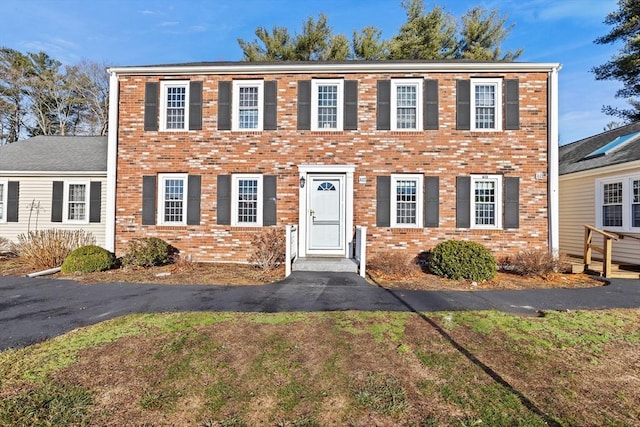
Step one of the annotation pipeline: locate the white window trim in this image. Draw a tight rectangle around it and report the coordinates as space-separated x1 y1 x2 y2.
231 174 263 227
311 79 344 131
63 180 90 224
0 180 7 223
470 174 503 229
391 79 423 131
232 80 264 131
595 174 640 232
391 174 424 228
471 78 503 132
159 80 190 131
158 173 188 226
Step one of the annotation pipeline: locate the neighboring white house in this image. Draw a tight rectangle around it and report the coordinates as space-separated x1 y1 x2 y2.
559 122 640 265
0 136 107 247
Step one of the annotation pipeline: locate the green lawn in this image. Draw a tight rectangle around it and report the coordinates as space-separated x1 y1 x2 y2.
1 309 638 426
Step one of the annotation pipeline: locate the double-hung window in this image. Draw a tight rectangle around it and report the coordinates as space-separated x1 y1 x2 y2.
160 81 189 131
470 175 502 228
391 79 422 131
0 181 6 223
232 80 264 131
471 79 502 131
391 174 423 227
596 175 640 231
232 174 263 226
158 173 187 225
64 181 89 223
311 79 343 131
602 182 623 227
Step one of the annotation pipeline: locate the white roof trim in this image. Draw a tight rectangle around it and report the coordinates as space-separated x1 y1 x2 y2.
0 171 106 177
559 159 640 181
109 62 562 76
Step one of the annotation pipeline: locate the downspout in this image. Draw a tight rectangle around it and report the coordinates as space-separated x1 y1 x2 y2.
548 64 561 253
105 70 119 253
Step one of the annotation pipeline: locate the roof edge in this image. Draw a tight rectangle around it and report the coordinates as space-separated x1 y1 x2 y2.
108 61 562 76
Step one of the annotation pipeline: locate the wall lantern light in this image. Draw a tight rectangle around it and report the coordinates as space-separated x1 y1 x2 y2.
299 176 306 188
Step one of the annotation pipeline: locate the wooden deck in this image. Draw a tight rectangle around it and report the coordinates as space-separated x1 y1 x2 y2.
567 256 640 279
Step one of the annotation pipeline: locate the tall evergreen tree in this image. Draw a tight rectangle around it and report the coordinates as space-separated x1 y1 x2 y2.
0 48 30 143
592 0 640 122
456 7 523 60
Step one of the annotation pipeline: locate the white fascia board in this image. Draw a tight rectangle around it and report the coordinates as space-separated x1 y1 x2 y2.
559 159 640 181
0 171 106 177
109 61 562 76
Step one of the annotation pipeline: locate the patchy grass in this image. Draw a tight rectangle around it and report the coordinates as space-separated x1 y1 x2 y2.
1 310 639 425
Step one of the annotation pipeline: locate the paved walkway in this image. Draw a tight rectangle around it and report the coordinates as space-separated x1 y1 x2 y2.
1 272 639 351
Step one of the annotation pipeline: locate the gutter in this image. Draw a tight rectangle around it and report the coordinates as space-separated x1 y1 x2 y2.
548 64 562 253
105 71 119 253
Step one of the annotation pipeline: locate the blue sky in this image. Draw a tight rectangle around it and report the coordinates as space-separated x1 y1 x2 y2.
2 0 625 144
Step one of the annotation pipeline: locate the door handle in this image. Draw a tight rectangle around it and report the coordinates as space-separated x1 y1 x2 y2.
310 209 315 216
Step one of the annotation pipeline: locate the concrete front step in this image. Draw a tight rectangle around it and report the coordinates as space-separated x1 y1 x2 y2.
293 257 358 273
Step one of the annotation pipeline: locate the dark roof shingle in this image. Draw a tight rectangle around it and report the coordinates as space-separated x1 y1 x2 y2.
0 136 107 172
559 122 640 175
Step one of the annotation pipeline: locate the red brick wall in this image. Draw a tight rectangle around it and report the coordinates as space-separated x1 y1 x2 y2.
114 70 550 262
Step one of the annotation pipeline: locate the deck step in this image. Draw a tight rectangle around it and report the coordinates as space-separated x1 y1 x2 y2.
293 257 358 273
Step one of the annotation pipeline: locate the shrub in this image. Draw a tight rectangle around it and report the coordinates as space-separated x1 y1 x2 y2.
13 229 96 269
61 245 116 273
368 250 422 279
121 237 172 268
248 228 285 272
501 249 569 278
429 240 497 282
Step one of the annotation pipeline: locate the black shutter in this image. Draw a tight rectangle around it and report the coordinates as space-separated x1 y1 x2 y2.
89 181 101 223
7 181 19 223
456 176 471 228
51 181 63 222
504 79 520 130
376 176 391 227
297 80 311 130
264 80 277 130
142 175 156 225
144 82 159 131
424 79 439 130
456 80 471 130
344 80 358 130
376 80 391 130
217 175 231 225
217 81 231 130
504 177 520 228
187 175 201 225
189 81 203 130
263 175 277 226
424 176 439 227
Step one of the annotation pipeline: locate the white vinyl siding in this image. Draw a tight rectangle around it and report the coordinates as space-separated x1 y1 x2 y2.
160 81 189 131
0 181 6 223
559 167 640 265
311 79 343 131
0 175 107 247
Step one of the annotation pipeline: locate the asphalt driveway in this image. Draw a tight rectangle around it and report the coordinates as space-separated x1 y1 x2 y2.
1 272 639 351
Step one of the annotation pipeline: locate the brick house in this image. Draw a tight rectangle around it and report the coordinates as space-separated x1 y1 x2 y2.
106 60 561 265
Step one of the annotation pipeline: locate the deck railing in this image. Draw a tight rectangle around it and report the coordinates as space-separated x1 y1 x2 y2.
354 226 367 278
584 224 618 278
285 225 298 277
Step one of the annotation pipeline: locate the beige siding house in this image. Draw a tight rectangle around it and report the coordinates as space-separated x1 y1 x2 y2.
0 136 107 247
559 122 640 265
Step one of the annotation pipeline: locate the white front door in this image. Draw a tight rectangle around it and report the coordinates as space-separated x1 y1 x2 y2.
306 175 345 255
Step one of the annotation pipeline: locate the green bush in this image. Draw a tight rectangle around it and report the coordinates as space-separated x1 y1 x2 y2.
429 240 497 282
61 245 116 273
122 237 171 268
